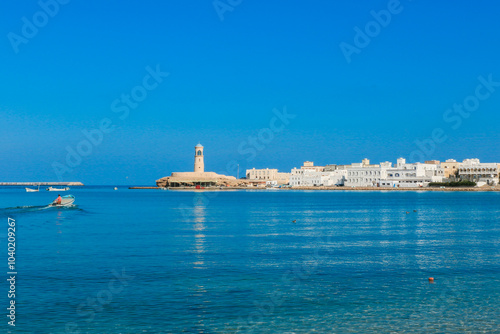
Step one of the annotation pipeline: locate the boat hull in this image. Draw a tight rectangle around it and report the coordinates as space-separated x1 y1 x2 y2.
50 195 75 207
47 187 70 191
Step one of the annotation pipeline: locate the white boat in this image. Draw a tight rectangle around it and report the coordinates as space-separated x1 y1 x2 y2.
25 184 41 192
46 187 70 191
50 195 75 207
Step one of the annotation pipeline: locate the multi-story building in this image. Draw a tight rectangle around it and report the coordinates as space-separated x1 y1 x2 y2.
345 158 445 188
344 161 391 187
382 158 444 187
246 168 291 184
288 161 349 187
289 168 346 187
458 159 499 186
441 159 462 179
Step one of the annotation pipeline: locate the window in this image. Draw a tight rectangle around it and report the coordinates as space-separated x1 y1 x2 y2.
197 150 202 156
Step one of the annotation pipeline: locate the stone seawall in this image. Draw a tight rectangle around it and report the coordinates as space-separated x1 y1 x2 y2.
0 182 84 186
131 186 500 192
288 186 499 191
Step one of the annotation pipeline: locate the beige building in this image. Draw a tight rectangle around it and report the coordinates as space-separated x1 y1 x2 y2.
440 159 461 178
300 161 325 172
349 159 379 168
246 168 290 184
156 144 238 187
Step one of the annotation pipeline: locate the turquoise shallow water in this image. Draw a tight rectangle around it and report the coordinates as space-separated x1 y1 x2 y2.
0 188 499 333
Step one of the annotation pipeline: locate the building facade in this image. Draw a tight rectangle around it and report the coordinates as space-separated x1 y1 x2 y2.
345 158 445 188
382 158 444 187
458 159 499 186
344 162 390 187
441 159 461 179
289 169 346 187
246 168 291 184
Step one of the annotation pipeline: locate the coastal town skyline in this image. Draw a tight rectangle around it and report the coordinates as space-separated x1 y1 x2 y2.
151 143 500 189
4 136 500 185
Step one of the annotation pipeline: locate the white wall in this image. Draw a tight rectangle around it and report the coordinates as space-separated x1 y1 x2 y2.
345 161 444 187
290 169 346 187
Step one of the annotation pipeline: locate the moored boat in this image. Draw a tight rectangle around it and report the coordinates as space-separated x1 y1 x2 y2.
46 187 70 191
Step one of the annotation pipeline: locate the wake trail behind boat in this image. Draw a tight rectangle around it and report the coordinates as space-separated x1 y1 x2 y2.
1 204 78 213
5 205 47 210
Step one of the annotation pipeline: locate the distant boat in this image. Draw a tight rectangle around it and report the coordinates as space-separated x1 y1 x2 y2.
114 187 118 190
46 187 70 191
25 185 40 192
50 195 75 207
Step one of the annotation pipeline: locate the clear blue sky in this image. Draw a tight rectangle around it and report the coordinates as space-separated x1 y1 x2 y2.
1 0 500 185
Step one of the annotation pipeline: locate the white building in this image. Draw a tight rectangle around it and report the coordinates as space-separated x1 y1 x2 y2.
459 159 499 186
289 168 347 187
382 158 444 188
345 158 445 188
344 162 391 187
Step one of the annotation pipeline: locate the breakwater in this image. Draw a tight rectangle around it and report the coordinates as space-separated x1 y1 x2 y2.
0 182 84 186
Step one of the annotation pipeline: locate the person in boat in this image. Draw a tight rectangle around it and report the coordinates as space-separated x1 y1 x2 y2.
54 194 62 205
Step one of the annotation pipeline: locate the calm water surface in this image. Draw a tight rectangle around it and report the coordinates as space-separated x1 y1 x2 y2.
0 188 499 333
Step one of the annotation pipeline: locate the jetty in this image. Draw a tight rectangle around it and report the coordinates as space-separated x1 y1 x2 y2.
0 182 84 186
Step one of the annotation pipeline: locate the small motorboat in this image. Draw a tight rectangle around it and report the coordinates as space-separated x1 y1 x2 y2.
26 184 41 192
46 187 70 191
50 195 75 207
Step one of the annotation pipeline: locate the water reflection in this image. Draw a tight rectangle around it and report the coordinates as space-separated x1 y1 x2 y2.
193 194 206 269
187 194 212 332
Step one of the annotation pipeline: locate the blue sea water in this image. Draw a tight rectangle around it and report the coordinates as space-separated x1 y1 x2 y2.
0 188 499 333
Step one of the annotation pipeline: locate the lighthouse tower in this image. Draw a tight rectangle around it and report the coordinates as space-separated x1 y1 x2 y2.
194 143 204 173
